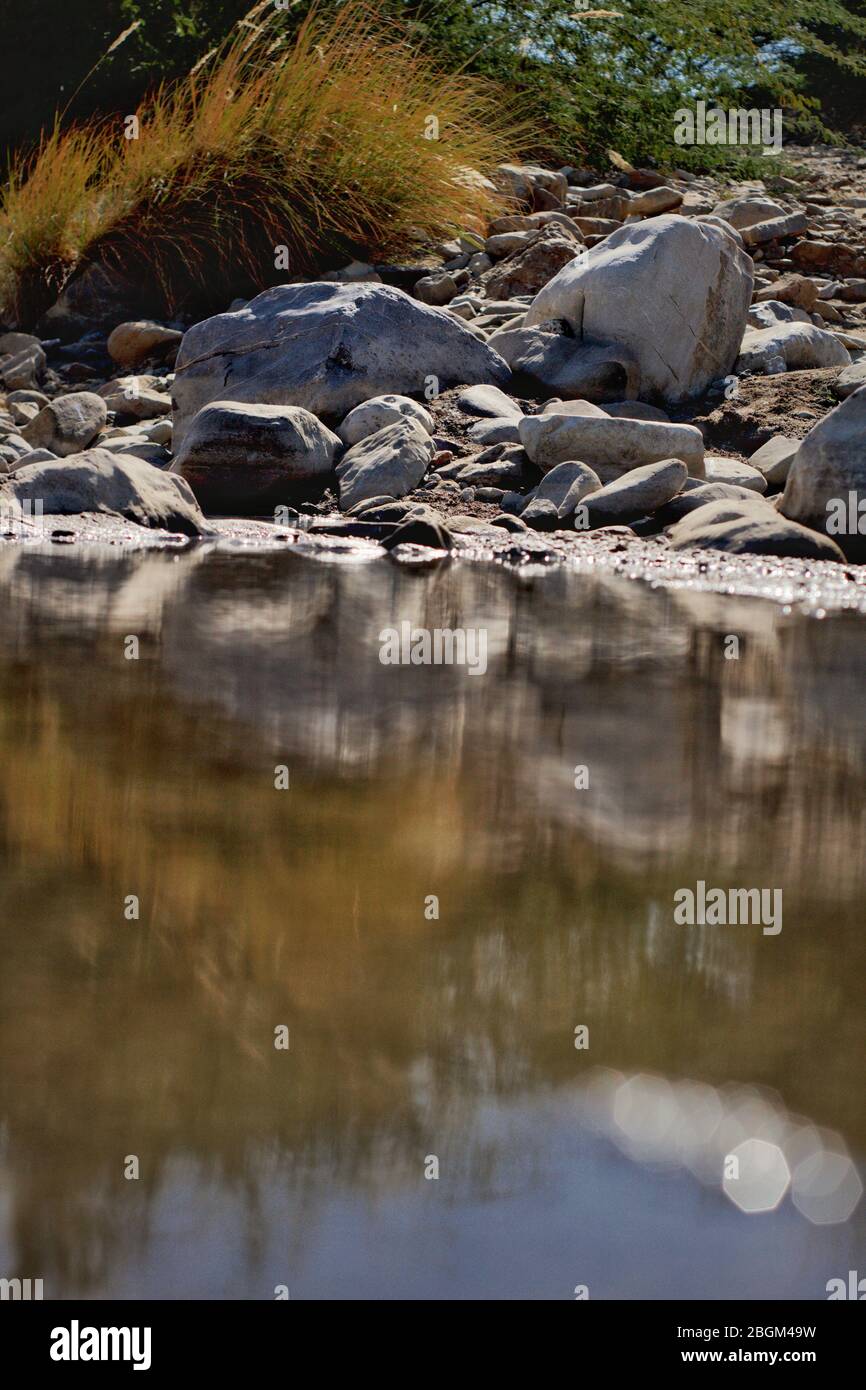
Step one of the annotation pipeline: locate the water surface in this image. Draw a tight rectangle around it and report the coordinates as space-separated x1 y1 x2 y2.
0 545 863 1299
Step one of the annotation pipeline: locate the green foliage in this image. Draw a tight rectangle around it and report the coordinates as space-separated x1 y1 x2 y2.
2 1 865 173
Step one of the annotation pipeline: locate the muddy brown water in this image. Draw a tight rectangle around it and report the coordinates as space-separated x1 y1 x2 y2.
0 543 863 1299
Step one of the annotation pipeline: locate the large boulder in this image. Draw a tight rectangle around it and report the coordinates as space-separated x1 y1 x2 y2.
170 399 341 512
667 497 844 562
779 387 866 561
0 449 207 535
524 216 754 403
171 282 510 450
518 411 705 476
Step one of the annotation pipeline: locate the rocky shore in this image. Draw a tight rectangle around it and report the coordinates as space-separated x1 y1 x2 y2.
2 144 866 602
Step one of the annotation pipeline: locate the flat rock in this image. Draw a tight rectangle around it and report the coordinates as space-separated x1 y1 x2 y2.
704 455 768 493
835 359 866 399
518 412 705 476
0 449 207 536
668 497 844 562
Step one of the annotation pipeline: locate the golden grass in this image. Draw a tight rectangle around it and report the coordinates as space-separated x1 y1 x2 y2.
0 2 531 327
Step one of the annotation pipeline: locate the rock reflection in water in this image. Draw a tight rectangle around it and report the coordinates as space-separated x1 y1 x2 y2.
0 545 862 1298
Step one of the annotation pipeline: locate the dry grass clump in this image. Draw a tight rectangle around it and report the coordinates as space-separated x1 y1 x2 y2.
0 2 530 327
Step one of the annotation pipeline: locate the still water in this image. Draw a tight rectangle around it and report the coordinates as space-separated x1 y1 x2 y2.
0 543 863 1300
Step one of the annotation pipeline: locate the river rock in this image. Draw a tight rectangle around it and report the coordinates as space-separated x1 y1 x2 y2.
534 460 601 516
107 320 183 368
704 456 768 493
336 419 435 511
484 228 583 300
779 387 866 560
667 497 844 562
578 458 687 526
457 384 522 418
21 391 107 456
736 322 851 374
0 449 207 535
170 400 341 512
337 394 433 447
657 480 761 522
488 326 639 402
172 282 510 450
524 216 753 403
99 376 173 419
518 412 705 476
748 436 799 486
0 333 46 390
712 196 787 229
467 416 522 445
835 360 866 399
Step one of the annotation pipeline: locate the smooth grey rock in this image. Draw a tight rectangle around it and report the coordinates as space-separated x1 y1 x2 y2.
518 412 705 476
336 394 433 447
456 384 522 418
540 399 608 418
748 435 799 487
467 416 522 445
520 496 560 530
580 458 687 525
657 481 761 522
172 282 510 449
21 391 107 457
779 386 866 560
487 327 639 402
712 197 787 230
525 216 753 403
336 419 435 511
668 497 844 562
170 400 341 511
704 456 768 493
836 359 866 399
736 322 851 374
739 212 808 247
534 461 601 517
0 449 207 535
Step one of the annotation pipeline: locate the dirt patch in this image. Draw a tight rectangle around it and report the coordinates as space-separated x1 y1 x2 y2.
676 368 845 456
